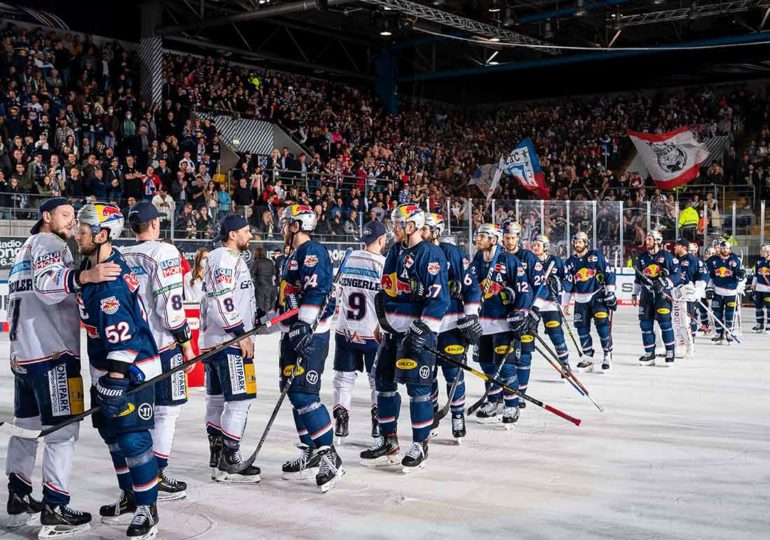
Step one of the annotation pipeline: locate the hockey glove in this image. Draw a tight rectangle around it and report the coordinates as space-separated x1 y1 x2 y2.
404 320 432 355
94 374 130 418
499 286 516 306
288 321 313 359
457 314 482 345
735 268 746 280
524 307 541 335
653 277 672 295
448 280 463 300
706 286 715 300
409 278 426 302
603 289 618 310
658 267 670 278
547 275 563 297
507 309 528 338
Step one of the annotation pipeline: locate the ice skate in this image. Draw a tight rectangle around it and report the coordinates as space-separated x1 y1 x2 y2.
100 490 136 526
360 434 400 467
126 503 158 540
282 443 321 481
451 412 466 443
38 504 91 538
334 407 349 445
6 492 42 528
213 448 261 483
752 324 764 333
401 441 428 473
502 406 520 429
316 446 345 493
475 401 503 424
639 352 656 366
664 349 675 366
711 334 725 345
156 469 187 501
601 351 612 372
576 358 594 373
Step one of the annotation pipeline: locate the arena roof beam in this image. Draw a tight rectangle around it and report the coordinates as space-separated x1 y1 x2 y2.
358 0 558 54
616 0 770 28
156 0 354 36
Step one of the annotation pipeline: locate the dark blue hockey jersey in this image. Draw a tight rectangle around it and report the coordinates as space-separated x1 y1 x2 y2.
678 253 709 285
470 249 532 335
753 257 770 292
278 239 335 333
564 250 616 304
706 254 743 295
531 254 566 311
438 241 481 333
633 249 682 299
509 247 539 286
77 250 161 380
381 240 450 334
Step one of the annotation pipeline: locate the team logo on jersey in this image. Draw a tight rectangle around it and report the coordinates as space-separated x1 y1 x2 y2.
534 262 543 271
642 264 662 278
382 273 411 297
33 252 62 270
713 267 733 278
159 258 181 277
289 260 299 271
757 267 770 276
494 345 509 355
463 258 470 270
215 268 233 284
419 366 430 379
587 255 598 262
545 320 560 328
728 260 736 267
444 344 465 354
100 296 120 314
494 263 507 274
481 280 504 299
396 359 417 369
516 267 525 276
124 273 140 292
427 262 440 276
681 260 690 266
404 254 414 269
574 268 596 282
137 403 153 421
306 370 319 385
305 255 319 268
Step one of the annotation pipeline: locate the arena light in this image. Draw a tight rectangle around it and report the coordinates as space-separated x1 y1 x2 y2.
489 0 501 13
503 7 515 26
575 0 588 16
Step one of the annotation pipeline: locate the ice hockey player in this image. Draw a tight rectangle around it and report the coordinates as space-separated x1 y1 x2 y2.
75 203 161 539
705 239 745 344
632 230 682 365
672 239 709 357
469 223 533 425
530 234 571 370
120 201 196 501
422 213 481 442
5 198 119 536
698 245 717 334
200 215 260 483
751 244 770 333
277 204 343 492
332 220 387 443
500 219 539 401
360 204 449 472
563 232 616 372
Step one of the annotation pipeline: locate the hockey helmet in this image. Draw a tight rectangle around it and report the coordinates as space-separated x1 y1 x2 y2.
281 204 317 233
705 246 716 258
501 219 521 236
646 230 663 245
77 202 124 241
688 242 699 255
424 213 446 236
572 231 589 249
476 223 502 244
533 234 550 252
762 244 770 257
391 204 425 230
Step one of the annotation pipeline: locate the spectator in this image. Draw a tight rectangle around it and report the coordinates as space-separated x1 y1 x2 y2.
152 184 176 231
90 168 109 199
217 184 232 218
232 177 252 216
195 206 214 239
249 247 275 312
184 248 209 303
142 165 161 201
177 202 197 238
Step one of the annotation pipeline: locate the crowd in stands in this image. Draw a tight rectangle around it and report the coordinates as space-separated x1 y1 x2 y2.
1 21 769 248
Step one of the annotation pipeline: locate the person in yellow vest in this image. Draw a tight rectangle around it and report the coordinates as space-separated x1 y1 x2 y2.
678 201 700 240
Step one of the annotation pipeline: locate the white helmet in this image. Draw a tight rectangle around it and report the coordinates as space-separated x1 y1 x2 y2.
646 230 663 245
476 223 502 244
424 213 445 236
761 244 770 257
501 219 521 236
281 204 317 233
573 231 589 249
688 242 699 255
391 204 425 230
533 234 550 252
77 202 124 241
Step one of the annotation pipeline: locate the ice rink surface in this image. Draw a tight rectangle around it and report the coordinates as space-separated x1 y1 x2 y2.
1 307 769 540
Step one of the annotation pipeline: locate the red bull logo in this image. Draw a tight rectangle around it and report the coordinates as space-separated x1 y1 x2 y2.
382 273 411 297
756 267 770 277
714 267 733 278
279 281 301 305
642 264 661 278
574 268 596 282
482 280 504 299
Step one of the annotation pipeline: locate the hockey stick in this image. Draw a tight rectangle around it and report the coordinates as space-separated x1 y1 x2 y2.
434 244 503 424
425 347 582 426
245 248 353 467
534 335 604 412
695 298 742 344
468 259 556 415
0 309 300 440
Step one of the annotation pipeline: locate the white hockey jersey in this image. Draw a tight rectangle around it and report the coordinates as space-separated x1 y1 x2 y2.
200 247 256 350
8 233 81 366
335 249 384 342
119 241 188 352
